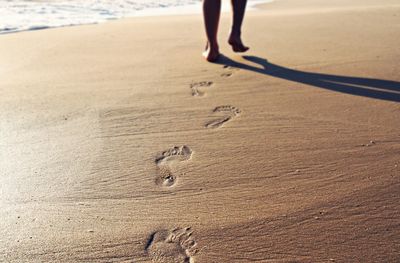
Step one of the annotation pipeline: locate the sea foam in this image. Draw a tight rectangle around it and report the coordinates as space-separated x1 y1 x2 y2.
0 0 272 34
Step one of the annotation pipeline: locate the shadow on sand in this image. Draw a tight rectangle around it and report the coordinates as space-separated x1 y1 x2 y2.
215 55 400 103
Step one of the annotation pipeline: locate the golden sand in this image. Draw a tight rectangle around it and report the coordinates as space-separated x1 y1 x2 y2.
1 0 399 262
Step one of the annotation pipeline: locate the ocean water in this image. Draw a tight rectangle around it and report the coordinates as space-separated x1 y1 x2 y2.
0 0 272 34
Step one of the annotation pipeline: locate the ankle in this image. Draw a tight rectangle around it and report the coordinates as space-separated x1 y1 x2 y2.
208 41 219 50
229 30 241 39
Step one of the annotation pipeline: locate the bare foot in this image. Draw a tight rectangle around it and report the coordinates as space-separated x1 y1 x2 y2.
228 35 249 53
203 42 220 62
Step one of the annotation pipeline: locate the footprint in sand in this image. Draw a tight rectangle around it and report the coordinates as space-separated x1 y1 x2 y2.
221 65 239 78
190 81 213 97
155 146 193 187
205 105 241 129
145 227 198 263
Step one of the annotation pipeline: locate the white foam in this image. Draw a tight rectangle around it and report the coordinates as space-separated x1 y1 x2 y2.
0 0 273 34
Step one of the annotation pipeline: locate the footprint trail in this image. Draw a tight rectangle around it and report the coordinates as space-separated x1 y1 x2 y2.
145 227 198 263
206 105 241 129
190 81 213 97
155 146 193 187
221 65 239 78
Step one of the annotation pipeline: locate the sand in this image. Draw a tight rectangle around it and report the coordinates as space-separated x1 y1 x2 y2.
1 0 400 262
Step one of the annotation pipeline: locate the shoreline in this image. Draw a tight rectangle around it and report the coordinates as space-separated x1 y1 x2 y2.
0 0 273 35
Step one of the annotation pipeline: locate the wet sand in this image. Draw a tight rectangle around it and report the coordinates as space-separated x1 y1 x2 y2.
1 0 400 262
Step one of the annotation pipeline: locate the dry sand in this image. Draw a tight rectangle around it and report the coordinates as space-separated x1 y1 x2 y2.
1 0 400 262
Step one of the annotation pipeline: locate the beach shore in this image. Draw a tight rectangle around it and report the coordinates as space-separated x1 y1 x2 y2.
1 0 400 262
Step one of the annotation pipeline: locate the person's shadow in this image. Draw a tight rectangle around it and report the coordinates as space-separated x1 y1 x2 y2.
216 55 400 103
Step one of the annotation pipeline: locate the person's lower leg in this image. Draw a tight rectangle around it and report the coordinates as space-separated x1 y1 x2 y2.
229 0 249 52
203 0 221 61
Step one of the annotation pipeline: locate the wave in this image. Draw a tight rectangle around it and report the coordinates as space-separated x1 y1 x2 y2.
0 0 272 34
